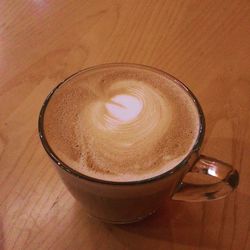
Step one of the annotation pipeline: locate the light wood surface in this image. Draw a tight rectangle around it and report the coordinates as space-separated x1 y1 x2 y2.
0 1 249 249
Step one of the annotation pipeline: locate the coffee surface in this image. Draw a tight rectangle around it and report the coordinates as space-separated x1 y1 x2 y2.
44 65 200 181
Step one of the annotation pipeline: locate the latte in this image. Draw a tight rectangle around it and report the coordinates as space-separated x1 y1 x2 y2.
43 65 200 181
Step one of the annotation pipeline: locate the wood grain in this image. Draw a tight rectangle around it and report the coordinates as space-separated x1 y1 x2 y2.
0 0 249 249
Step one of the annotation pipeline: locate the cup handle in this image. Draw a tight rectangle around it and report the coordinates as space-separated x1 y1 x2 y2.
172 155 239 202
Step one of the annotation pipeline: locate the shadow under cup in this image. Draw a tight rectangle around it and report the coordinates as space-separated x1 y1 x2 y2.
38 63 239 224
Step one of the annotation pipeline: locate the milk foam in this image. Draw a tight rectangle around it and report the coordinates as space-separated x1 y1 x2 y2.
43 66 200 181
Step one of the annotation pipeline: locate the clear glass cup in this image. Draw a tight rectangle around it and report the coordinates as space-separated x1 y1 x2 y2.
38 64 239 224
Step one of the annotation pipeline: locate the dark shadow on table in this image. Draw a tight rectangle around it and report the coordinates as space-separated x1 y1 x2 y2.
106 200 210 249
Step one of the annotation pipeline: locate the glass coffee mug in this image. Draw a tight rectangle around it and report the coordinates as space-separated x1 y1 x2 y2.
38 64 239 224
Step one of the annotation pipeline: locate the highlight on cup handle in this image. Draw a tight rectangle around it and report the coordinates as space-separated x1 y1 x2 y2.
172 155 239 202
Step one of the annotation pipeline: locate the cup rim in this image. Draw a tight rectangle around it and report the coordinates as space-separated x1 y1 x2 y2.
38 63 205 185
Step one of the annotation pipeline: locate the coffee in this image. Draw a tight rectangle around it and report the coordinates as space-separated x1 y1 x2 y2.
44 65 200 181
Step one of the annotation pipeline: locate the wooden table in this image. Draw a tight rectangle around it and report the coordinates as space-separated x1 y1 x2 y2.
1 1 249 249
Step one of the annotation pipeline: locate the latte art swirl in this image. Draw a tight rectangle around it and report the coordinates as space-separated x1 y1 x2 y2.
43 66 200 181
79 80 172 174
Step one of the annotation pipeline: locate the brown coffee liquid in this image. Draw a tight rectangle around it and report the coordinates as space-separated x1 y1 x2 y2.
43 65 200 181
